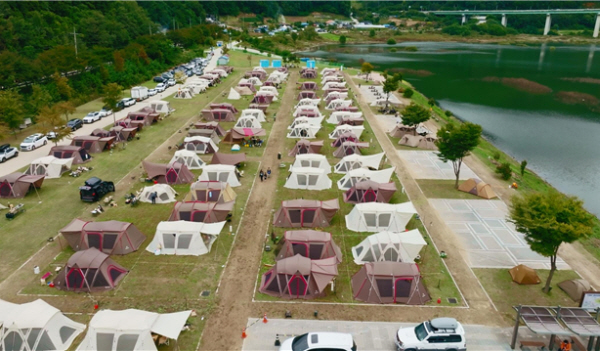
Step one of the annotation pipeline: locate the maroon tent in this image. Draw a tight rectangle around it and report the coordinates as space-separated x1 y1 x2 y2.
0 173 44 198
248 103 269 111
202 109 236 122
195 122 226 136
127 109 158 126
295 109 321 118
169 201 233 222
246 70 266 80
338 116 364 126
389 124 417 138
288 140 323 157
300 70 317 79
60 218 146 255
114 118 144 131
238 82 256 92
297 91 317 100
331 132 359 147
137 106 161 123
217 65 234 73
344 180 397 204
333 141 369 158
210 103 238 113
251 95 273 104
299 82 318 91
49 145 91 164
199 75 219 85
90 129 110 138
277 230 342 262
53 248 128 292
71 136 115 153
351 262 431 305
142 161 195 185
335 106 359 112
188 129 220 144
211 152 246 165
110 126 137 142
273 199 339 228
259 254 338 299
222 128 266 144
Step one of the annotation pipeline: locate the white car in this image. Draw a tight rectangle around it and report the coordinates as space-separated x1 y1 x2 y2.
99 108 112 117
121 98 136 107
396 318 466 351
167 79 176 86
0 144 18 163
155 83 166 92
147 88 157 96
280 332 356 351
20 133 48 151
83 112 101 124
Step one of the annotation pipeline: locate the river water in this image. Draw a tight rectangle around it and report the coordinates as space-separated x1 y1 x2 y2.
303 42 600 217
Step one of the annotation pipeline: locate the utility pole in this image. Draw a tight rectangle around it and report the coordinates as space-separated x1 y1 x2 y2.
173 18 175 31
71 27 79 58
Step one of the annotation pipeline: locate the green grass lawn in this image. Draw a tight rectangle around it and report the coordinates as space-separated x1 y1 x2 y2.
416 180 482 200
320 33 341 42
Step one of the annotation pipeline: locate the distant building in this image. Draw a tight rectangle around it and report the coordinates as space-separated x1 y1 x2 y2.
354 23 387 29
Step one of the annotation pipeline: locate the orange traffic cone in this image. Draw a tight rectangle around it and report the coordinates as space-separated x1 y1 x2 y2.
242 328 247 339
263 313 268 324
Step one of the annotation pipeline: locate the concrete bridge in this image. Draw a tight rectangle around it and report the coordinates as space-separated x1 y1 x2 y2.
426 9 600 37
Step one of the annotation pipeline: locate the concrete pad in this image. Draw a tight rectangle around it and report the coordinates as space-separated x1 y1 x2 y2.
469 251 518 268
398 150 478 180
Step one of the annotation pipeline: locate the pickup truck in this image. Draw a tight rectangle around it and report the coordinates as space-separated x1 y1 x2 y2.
79 177 115 202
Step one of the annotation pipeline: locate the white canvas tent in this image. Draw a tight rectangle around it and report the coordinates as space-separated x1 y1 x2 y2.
240 109 266 122
284 167 332 190
287 125 321 139
326 99 353 110
26 156 73 179
329 125 365 139
174 89 193 99
346 202 418 233
227 88 241 100
139 184 177 204
323 82 346 90
290 154 331 174
325 91 348 101
76 309 191 351
150 101 174 115
256 90 278 101
184 85 203 95
240 77 263 86
351 230 427 265
259 86 279 96
0 298 85 351
170 149 205 170
327 111 363 124
146 220 225 256
234 116 262 129
293 106 323 118
288 117 324 130
321 76 343 84
294 98 321 109
198 164 241 187
183 136 219 154
334 153 385 174
337 167 395 191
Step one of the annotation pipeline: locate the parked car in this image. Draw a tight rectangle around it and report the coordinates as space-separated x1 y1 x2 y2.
395 318 466 351
83 111 101 124
79 177 115 202
167 79 176 86
118 98 136 108
46 131 57 139
99 108 112 117
67 118 84 131
0 144 18 163
155 83 166 92
153 76 166 83
279 332 356 351
147 88 157 96
161 72 173 79
20 133 48 151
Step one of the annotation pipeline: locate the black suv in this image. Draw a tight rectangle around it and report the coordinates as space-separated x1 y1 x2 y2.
67 118 83 131
79 177 115 202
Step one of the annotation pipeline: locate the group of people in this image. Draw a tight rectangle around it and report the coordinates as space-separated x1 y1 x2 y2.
242 136 264 148
259 168 271 182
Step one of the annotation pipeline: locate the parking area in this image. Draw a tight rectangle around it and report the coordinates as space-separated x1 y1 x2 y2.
359 85 402 106
398 150 478 180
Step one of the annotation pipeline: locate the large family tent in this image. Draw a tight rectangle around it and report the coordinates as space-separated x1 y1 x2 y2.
210 103 238 113
351 230 427 265
71 135 115 153
288 140 323 157
338 116 365 126
326 99 352 110
558 279 592 302
398 134 437 150
250 94 273 104
146 221 225 256
25 156 72 179
187 129 221 145
333 141 369 158
139 184 177 204
150 100 174 115
297 91 317 100
323 81 346 90
337 167 396 191
327 111 363 125
273 199 340 228
293 106 322 118
236 85 255 95
351 262 431 305
277 230 342 262
142 161 195 185
259 86 279 96
289 117 324 130
234 116 262 129
76 309 192 351
458 178 497 199
299 81 318 90
223 128 266 144
60 219 146 255
334 153 385 174
185 181 236 203
290 154 331 174
195 121 227 136
53 248 128 292
174 88 193 99
110 126 137 142
169 150 205 170
198 164 241 187
345 202 418 233
0 299 85 351
331 132 359 147
285 167 332 190
201 109 236 122
183 136 219 154
0 173 44 198
211 152 246 166
169 201 233 223
255 90 278 102
240 108 267 122
286 125 320 139
295 98 321 109
344 180 397 204
389 124 417 138
329 125 365 139
259 254 338 299
509 264 541 285
49 145 91 164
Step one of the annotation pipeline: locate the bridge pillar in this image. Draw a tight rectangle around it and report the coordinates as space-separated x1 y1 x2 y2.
461 14 466 25
593 13 600 38
501 14 507 27
543 14 552 35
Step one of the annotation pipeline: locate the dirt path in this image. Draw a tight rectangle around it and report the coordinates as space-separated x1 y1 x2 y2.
198 71 300 351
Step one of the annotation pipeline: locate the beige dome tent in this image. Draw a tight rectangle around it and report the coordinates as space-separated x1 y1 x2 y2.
277 230 342 262
26 156 73 179
288 140 324 157
53 248 128 292
188 128 220 144
227 87 241 100
169 201 233 223
183 136 219 154
273 199 340 228
389 124 417 138
458 178 497 199
334 153 385 174
146 220 225 256
509 264 541 285
185 181 236 203
170 149 205 170
259 254 338 299
333 141 369 158
139 184 177 204
195 121 227 136
60 218 146 255
351 230 426 264
352 262 431 305
558 279 592 302
234 86 254 96
398 134 437 150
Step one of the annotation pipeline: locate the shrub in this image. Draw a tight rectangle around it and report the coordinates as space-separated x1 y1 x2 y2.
520 160 528 176
369 29 376 37
496 162 512 180
387 38 397 45
428 97 436 106
403 88 414 98
389 48 397 53
493 151 501 161
445 110 452 117
404 46 418 52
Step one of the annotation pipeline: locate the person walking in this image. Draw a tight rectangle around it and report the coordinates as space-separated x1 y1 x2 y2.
267 167 272 179
560 340 572 351
259 169 264 182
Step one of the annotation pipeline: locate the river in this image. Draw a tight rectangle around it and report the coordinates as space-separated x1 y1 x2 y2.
302 42 600 217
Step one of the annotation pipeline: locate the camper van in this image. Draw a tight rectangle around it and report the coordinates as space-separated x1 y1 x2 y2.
130 86 149 102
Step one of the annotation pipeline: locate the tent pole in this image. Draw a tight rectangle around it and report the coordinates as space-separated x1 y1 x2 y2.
510 305 521 349
587 336 594 351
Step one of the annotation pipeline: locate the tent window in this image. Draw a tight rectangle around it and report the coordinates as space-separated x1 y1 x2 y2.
67 268 84 288
0 182 11 197
53 151 62 158
82 141 93 150
292 243 308 257
179 211 191 221
192 211 207 222
348 191 358 202
178 234 193 249
300 160 310 167
87 233 102 250
196 190 207 202
288 275 307 297
338 163 347 172
346 147 355 155
379 213 391 228
60 326 77 343
376 279 393 297
364 213 377 227
364 189 377 202
163 234 176 249
27 328 41 350
384 248 399 262
103 234 118 250
5 331 23 351
302 210 316 225
311 161 320 168
198 144 206 153
395 279 412 298
208 190 221 202
289 210 301 224
108 267 124 283
308 175 318 186
34 331 55 350
185 144 195 152
297 174 307 186
159 192 170 201
85 268 98 286
266 273 279 292
96 333 114 351
92 271 109 287
116 334 139 351
166 169 178 184
218 172 229 183
354 246 364 258
35 165 46 175
309 244 324 259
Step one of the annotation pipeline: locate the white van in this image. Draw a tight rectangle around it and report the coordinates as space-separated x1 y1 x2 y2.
395 318 466 351
280 332 356 351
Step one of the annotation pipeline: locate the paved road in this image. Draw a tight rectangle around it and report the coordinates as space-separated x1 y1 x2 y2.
1 48 223 176
242 319 544 351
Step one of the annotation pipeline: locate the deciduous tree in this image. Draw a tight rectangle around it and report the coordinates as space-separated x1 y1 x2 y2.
28 84 53 117
436 122 482 189
401 103 430 135
35 106 72 146
102 83 123 124
0 90 24 137
382 72 402 109
361 61 374 80
509 191 595 293
54 101 76 123
339 35 347 45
